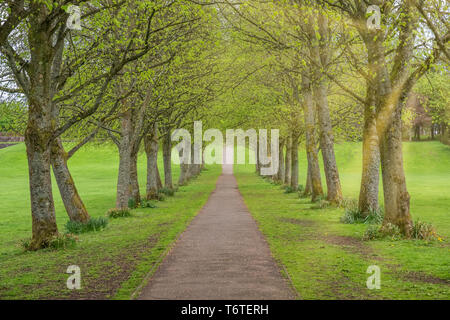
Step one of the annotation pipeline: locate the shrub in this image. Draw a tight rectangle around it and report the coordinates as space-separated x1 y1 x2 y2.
411 220 438 240
21 233 78 251
380 223 402 240
107 208 131 218
156 193 165 201
47 233 78 250
340 200 383 225
362 225 380 241
340 197 357 209
159 187 175 197
271 179 283 185
140 198 157 208
363 220 439 241
311 199 331 209
284 186 296 194
65 217 108 234
363 223 401 241
298 191 309 199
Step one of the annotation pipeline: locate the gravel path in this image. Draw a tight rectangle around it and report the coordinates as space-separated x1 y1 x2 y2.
138 160 295 300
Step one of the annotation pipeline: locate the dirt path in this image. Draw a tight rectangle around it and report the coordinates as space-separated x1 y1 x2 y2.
138 160 295 300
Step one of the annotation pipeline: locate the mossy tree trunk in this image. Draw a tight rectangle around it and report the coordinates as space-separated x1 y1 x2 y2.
51 138 90 223
25 6 59 249
301 70 323 201
310 13 342 204
361 4 417 235
358 44 381 215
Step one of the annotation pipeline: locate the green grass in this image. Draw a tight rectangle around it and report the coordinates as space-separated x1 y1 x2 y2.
0 143 221 299
235 141 450 299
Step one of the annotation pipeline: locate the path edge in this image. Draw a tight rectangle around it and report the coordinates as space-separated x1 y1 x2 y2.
130 172 222 300
235 174 301 300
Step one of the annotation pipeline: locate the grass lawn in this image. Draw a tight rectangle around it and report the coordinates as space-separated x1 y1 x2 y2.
234 141 450 299
0 143 221 299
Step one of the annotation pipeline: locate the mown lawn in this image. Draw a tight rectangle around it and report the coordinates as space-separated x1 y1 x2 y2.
235 141 450 299
0 143 221 299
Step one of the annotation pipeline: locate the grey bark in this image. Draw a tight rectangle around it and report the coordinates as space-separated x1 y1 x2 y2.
310 13 342 204
284 134 292 184
144 123 160 199
24 8 59 249
130 150 140 204
276 140 285 182
358 80 380 214
162 131 173 189
290 134 299 190
51 137 90 222
304 161 312 196
178 146 190 186
116 109 133 208
301 70 324 201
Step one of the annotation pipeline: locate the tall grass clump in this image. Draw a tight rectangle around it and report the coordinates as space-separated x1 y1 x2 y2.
158 187 175 197
65 217 108 234
340 199 383 224
107 208 131 218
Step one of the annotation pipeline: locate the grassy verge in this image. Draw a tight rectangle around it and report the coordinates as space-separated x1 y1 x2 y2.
234 141 450 299
0 143 221 299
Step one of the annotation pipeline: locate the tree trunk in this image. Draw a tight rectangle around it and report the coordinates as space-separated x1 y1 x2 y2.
130 150 140 204
51 138 90 222
302 70 323 201
359 87 380 214
178 147 189 186
255 136 260 174
379 100 413 236
162 132 173 189
414 124 421 141
284 134 292 185
290 134 299 190
25 119 58 249
156 163 163 189
116 144 133 208
315 81 343 204
304 162 312 196
276 140 285 182
144 125 160 199
309 12 342 204
25 11 59 249
115 108 134 209
361 3 415 235
188 142 200 178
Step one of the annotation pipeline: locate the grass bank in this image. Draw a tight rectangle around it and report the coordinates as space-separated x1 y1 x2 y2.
235 141 450 299
0 143 221 299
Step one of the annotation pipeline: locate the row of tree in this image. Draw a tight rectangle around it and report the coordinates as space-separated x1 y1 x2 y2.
208 0 449 236
0 0 228 249
0 0 448 249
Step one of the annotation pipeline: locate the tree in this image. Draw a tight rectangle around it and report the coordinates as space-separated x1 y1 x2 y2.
0 0 163 249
